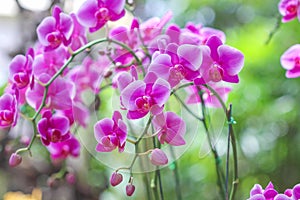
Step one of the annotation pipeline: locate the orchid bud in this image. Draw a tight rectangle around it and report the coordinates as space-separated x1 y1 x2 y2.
150 148 168 166
66 173 76 185
110 172 123 187
126 183 135 196
47 177 58 188
9 153 22 167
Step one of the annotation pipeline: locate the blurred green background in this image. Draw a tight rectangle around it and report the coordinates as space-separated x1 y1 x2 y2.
1 0 300 199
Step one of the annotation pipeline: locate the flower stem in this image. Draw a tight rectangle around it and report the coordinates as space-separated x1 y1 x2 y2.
228 104 238 200
172 92 203 122
204 85 239 200
170 146 182 200
197 87 226 199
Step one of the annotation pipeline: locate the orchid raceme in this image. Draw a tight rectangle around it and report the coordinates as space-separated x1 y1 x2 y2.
1 1 248 199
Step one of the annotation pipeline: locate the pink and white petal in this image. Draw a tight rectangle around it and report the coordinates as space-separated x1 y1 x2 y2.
250 184 263 196
121 80 146 110
218 45 244 75
116 72 134 91
166 112 186 136
144 71 158 85
96 143 115 152
148 54 172 80
77 0 98 27
25 83 45 110
59 13 74 40
127 110 148 119
51 88 73 110
37 118 49 138
199 45 214 72
186 92 200 104
51 116 70 135
105 0 125 14
152 112 166 128
72 101 89 128
222 74 239 83
248 194 266 200
94 118 114 142
113 110 123 124
150 104 164 116
166 24 181 44
206 35 223 61
117 123 127 146
0 94 14 110
200 27 226 44
151 78 170 107
178 44 203 71
286 68 300 78
274 194 292 200
37 16 56 46
280 44 300 70
9 55 26 78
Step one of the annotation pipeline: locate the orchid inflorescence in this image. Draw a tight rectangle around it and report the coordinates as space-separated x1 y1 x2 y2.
0 0 246 198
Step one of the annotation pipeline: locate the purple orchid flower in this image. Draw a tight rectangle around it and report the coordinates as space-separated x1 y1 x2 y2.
47 135 80 160
0 93 18 128
77 0 126 32
9 48 34 89
94 110 127 152
37 6 74 50
26 73 74 111
149 43 203 88
195 35 244 84
69 13 88 51
280 44 300 78
120 72 170 119
278 0 300 23
37 110 71 146
152 111 186 146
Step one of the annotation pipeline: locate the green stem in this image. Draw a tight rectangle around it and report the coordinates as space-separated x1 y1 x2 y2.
197 87 226 199
135 115 153 145
156 168 164 200
228 104 238 200
170 82 194 96
108 39 145 75
172 92 203 122
170 146 182 200
204 85 239 200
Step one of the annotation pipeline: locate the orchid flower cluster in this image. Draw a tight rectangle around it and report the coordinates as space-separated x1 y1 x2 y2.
248 182 300 200
279 0 300 77
0 0 245 198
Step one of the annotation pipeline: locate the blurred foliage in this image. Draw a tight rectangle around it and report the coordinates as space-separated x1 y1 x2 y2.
132 0 300 199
